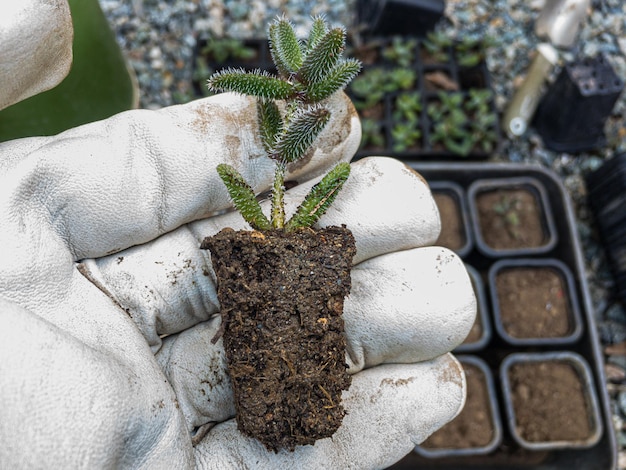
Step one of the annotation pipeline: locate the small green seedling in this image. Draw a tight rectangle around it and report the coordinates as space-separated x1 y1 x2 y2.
360 118 386 149
382 36 418 68
455 35 497 68
423 30 453 62
201 37 257 64
208 16 361 232
427 89 497 156
493 195 522 240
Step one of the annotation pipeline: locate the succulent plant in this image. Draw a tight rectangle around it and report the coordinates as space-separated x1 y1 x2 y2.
207 16 361 231
382 36 418 68
427 89 497 156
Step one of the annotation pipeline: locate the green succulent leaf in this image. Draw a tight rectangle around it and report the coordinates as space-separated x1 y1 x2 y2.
268 17 303 76
298 27 345 85
304 58 361 102
208 68 294 100
285 162 350 231
445 137 474 156
268 23 291 76
272 104 330 163
306 15 329 51
216 164 271 231
257 99 283 154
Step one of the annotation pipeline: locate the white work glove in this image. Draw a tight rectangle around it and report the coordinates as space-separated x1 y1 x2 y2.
0 0 73 110
0 91 475 469
0 4 475 468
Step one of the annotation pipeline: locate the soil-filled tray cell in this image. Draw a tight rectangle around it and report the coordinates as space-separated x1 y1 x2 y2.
417 355 501 457
489 258 583 346
500 352 603 451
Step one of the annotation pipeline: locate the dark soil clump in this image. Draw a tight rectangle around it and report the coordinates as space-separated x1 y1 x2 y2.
201 225 356 452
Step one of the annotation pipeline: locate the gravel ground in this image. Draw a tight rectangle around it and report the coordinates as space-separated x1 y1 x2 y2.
99 0 626 465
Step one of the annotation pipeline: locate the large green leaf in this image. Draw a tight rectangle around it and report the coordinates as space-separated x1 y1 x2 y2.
0 0 138 142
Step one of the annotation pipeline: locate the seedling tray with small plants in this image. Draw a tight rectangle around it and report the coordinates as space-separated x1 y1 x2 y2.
191 34 501 159
346 34 501 159
389 162 617 470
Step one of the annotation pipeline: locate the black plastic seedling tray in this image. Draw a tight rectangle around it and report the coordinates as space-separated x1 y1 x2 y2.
347 38 501 160
389 162 617 470
191 37 501 160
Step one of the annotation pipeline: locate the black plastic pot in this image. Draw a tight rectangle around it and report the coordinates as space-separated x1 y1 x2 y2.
388 163 616 470
489 258 583 346
356 0 445 38
500 351 603 451
468 177 558 258
586 153 626 307
416 355 501 457
532 55 624 153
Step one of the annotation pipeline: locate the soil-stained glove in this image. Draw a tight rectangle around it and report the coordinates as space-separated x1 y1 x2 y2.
0 0 73 110
0 91 475 469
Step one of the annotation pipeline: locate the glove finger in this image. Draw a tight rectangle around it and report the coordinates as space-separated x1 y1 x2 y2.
280 156 440 264
80 157 440 350
153 246 473 437
2 91 359 260
193 355 466 470
0 298 193 468
0 0 73 110
155 317 234 437
345 246 475 372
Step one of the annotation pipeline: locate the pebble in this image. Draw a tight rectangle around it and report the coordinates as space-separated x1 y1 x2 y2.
600 320 626 345
609 354 626 371
618 390 626 417
606 341 626 356
607 302 626 324
606 362 626 383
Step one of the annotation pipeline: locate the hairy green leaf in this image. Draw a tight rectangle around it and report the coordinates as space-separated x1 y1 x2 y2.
208 69 293 100
285 162 350 231
216 164 271 230
272 105 330 163
304 58 361 102
268 23 291 77
306 15 329 52
298 27 345 85
268 17 303 75
257 99 283 155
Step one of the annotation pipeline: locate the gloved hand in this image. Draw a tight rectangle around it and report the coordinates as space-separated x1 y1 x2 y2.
0 3 475 468
0 90 475 469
